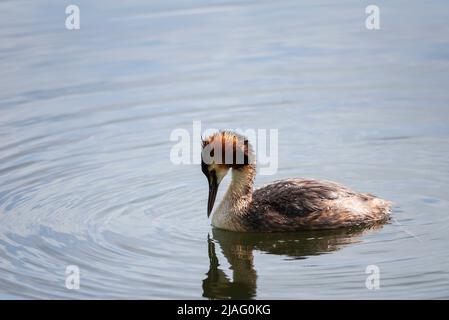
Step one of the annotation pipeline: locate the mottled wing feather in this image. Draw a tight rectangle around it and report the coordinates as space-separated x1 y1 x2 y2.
252 179 359 217
242 178 390 231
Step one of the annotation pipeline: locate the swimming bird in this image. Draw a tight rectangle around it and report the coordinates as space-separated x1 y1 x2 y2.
201 131 391 232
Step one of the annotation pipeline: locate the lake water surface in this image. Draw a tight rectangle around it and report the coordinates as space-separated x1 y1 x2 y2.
1 0 449 299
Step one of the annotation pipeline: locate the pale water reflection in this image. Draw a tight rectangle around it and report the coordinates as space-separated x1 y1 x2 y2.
203 226 383 299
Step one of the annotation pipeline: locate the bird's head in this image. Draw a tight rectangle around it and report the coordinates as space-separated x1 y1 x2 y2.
201 131 255 217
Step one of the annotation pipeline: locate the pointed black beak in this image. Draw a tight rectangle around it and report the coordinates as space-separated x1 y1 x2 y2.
207 175 219 218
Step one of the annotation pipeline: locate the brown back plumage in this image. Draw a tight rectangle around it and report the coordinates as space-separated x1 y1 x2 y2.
244 179 391 231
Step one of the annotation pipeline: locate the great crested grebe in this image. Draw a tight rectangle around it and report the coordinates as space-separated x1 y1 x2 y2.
201 131 391 232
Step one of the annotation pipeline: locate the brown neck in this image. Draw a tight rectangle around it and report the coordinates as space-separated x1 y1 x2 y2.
227 164 256 214
211 164 256 231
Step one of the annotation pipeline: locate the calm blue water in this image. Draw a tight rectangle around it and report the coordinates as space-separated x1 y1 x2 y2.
0 0 448 299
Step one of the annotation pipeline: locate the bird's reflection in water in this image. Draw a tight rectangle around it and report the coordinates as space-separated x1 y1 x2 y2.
202 225 384 299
